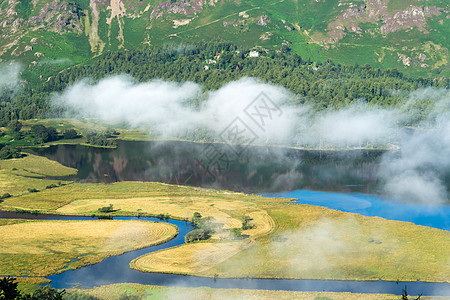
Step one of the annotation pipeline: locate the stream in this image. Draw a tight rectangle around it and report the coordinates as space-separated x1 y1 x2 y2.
1 211 449 296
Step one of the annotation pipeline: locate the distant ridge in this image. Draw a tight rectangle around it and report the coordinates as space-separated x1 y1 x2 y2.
0 0 448 77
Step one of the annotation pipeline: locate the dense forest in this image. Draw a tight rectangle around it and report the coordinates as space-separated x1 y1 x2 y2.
0 42 448 124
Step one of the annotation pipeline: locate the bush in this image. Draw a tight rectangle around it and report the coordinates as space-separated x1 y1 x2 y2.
64 291 100 300
63 129 78 139
31 124 59 143
15 208 40 215
156 213 170 220
0 146 21 159
46 184 58 189
185 212 216 243
7 120 22 133
241 215 255 230
192 212 202 221
84 129 116 147
185 228 212 243
27 188 39 193
230 227 243 239
30 285 65 300
0 193 12 199
98 204 114 213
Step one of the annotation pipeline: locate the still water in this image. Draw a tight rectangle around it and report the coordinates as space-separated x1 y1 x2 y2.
29 140 385 193
262 190 450 230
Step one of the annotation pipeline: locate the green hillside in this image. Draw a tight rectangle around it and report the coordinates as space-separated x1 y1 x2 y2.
0 0 449 78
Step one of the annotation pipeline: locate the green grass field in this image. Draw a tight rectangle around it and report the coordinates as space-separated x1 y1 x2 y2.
0 153 76 197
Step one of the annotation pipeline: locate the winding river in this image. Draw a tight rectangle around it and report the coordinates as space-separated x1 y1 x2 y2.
3 140 447 295
2 212 449 296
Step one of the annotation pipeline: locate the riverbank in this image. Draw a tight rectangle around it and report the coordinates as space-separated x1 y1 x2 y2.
1 176 449 283
66 283 408 300
0 218 177 277
1 151 449 297
18 118 396 151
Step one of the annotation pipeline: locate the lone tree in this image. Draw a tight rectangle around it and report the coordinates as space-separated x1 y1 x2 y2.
98 204 114 213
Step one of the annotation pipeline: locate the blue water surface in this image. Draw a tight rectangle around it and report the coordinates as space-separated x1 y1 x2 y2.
262 190 450 231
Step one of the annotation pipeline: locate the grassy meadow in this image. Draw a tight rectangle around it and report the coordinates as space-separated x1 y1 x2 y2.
0 219 177 277
66 283 404 300
0 153 76 197
208 206 450 282
1 176 449 283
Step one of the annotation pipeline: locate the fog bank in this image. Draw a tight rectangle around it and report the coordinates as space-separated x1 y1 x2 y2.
52 75 450 203
0 62 21 91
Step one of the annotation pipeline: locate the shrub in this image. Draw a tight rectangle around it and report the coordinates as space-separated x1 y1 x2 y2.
30 285 65 299
7 120 22 133
98 204 114 213
185 212 216 243
0 193 12 200
27 188 39 193
241 215 255 230
46 184 58 189
0 146 21 159
63 128 78 139
230 227 243 239
156 213 170 220
185 228 212 243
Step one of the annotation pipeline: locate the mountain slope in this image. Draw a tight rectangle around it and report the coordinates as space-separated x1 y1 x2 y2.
0 0 449 77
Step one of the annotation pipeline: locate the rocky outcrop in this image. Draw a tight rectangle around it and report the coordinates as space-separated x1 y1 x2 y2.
150 0 216 20
322 0 443 44
27 1 84 33
381 6 441 34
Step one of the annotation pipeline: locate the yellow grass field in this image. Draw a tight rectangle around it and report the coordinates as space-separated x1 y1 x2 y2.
2 180 450 283
130 241 253 275
207 206 450 282
0 154 77 196
66 283 450 300
0 220 177 277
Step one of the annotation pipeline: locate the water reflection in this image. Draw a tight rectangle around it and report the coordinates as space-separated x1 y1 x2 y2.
29 141 385 194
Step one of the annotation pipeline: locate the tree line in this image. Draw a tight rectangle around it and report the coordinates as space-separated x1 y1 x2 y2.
0 41 448 124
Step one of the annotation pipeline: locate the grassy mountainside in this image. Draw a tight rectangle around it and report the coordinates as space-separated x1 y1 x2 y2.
0 0 448 77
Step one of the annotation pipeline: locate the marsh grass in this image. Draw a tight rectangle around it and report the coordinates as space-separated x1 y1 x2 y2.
65 283 408 299
207 206 450 282
2 179 449 283
0 220 177 277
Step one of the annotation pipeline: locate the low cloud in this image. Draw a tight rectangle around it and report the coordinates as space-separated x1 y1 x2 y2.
0 62 21 91
52 75 450 204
